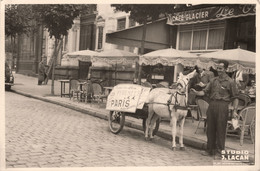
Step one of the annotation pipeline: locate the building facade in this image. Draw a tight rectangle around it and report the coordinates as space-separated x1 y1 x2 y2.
95 4 139 53
59 4 140 80
106 4 256 83
14 5 96 77
16 21 44 75
13 4 255 82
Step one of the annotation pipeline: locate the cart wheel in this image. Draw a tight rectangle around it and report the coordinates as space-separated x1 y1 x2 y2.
142 118 160 136
108 111 125 134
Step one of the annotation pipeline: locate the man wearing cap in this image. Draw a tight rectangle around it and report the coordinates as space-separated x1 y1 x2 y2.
191 60 238 158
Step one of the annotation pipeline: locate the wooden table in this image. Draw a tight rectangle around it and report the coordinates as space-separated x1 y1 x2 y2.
58 80 70 97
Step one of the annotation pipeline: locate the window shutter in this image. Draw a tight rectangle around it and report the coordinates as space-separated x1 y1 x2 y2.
209 20 225 29
179 24 192 31
193 22 208 30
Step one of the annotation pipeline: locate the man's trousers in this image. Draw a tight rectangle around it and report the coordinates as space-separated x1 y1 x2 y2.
206 100 229 153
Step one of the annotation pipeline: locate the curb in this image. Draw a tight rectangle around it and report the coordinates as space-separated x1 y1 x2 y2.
11 89 255 164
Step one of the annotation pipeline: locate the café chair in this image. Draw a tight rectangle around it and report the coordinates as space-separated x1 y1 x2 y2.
80 80 94 103
239 105 255 146
227 93 252 135
92 82 104 103
70 79 81 102
195 98 209 134
233 93 251 111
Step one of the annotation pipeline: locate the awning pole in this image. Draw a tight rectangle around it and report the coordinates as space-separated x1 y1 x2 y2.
134 61 138 83
138 64 142 85
115 62 117 85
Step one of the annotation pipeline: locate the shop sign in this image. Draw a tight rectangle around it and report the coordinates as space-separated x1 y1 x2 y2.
167 4 255 25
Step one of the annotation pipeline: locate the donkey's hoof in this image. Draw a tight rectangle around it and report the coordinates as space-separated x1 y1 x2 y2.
145 137 150 141
180 147 186 151
171 147 176 151
149 137 154 141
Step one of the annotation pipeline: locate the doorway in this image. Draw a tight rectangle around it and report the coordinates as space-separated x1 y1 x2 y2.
78 61 92 80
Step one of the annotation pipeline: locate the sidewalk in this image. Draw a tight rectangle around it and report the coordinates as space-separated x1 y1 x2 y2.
8 73 255 164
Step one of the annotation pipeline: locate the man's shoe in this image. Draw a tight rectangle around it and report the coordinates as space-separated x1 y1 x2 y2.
201 150 214 156
214 152 222 160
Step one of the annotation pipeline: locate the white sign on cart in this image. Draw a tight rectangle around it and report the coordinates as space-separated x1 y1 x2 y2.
106 84 151 113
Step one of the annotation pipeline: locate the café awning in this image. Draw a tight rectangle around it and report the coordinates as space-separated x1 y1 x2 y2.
65 50 98 61
106 18 170 50
199 47 256 74
139 48 198 66
91 49 139 66
167 4 255 25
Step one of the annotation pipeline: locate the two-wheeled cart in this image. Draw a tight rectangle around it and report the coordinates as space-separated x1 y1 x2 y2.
106 84 160 135
108 105 160 135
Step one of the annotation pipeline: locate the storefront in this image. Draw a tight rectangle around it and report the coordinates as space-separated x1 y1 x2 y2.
106 4 256 84
167 4 256 52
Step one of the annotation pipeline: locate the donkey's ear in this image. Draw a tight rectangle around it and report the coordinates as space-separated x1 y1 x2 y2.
187 69 196 79
192 69 197 75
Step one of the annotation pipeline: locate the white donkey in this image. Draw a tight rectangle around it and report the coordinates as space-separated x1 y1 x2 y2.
145 70 196 150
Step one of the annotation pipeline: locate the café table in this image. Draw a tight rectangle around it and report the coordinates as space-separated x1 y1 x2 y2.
58 79 70 97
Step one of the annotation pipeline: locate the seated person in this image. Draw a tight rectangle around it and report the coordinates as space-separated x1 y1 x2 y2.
196 68 215 89
188 66 214 105
231 70 250 118
187 66 200 105
194 68 215 103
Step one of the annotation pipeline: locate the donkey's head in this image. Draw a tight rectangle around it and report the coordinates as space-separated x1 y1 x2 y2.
176 69 197 94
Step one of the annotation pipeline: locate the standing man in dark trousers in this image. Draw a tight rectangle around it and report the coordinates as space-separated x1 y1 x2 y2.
191 60 238 157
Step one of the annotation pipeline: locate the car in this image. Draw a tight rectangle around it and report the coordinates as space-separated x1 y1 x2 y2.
5 62 14 91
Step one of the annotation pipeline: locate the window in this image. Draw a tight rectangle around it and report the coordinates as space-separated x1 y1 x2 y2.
72 30 78 52
79 24 94 50
117 18 126 31
97 26 103 49
208 29 225 49
178 21 225 51
192 30 207 50
179 32 192 50
129 18 136 28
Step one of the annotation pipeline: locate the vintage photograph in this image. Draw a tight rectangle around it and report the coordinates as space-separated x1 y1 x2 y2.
3 2 257 170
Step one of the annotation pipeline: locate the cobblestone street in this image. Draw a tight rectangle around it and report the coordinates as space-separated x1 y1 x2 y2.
5 92 214 168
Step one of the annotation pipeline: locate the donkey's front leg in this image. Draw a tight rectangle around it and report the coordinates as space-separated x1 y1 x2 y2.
179 113 186 151
149 114 159 140
145 105 153 140
171 116 177 151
